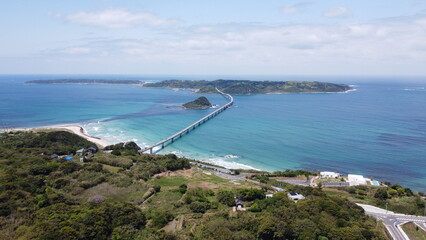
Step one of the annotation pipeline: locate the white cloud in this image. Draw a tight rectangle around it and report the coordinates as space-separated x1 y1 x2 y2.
61 47 91 54
282 3 310 15
66 8 178 28
323 7 351 18
42 14 426 75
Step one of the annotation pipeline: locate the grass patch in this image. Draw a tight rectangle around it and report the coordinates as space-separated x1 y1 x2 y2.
402 222 426 240
101 163 122 173
79 182 149 203
149 176 188 188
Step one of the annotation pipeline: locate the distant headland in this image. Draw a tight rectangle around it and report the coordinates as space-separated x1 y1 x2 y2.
26 79 143 85
26 79 352 94
144 79 352 94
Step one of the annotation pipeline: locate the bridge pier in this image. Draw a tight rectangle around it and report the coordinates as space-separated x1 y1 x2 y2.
141 88 233 154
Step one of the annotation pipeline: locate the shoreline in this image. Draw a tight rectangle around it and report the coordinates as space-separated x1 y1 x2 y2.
3 124 112 148
2 124 422 191
144 86 355 95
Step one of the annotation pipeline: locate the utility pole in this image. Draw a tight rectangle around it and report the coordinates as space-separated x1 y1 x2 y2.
385 202 388 214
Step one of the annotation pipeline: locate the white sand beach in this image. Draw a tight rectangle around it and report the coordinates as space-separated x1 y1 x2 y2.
3 124 112 148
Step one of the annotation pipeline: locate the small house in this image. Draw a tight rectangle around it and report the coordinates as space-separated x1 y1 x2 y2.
235 200 246 211
348 174 366 186
287 192 305 202
87 147 97 153
265 193 273 198
320 171 341 179
76 148 85 156
51 154 59 159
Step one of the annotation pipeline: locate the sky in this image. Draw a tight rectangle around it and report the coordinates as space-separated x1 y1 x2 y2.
1 0 426 76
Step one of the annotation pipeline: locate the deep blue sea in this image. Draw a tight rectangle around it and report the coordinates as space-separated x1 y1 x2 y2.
1 75 425 191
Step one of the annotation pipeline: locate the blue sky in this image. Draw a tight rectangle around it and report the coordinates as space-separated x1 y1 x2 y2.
1 0 426 75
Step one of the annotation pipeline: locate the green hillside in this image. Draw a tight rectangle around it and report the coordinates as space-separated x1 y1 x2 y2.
144 79 352 94
0 131 387 240
182 96 212 109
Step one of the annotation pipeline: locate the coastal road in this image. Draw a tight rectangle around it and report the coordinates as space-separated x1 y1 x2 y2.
191 162 258 184
357 204 426 240
276 179 310 187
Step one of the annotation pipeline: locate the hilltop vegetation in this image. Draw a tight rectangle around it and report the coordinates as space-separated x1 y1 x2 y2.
249 171 426 216
182 96 212 109
26 79 143 84
144 79 352 94
104 142 142 156
0 131 386 239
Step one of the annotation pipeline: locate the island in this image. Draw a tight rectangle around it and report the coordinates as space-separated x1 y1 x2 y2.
26 79 143 85
144 79 352 94
182 96 212 109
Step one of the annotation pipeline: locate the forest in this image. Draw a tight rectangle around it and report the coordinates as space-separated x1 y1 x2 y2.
0 131 387 239
144 79 352 94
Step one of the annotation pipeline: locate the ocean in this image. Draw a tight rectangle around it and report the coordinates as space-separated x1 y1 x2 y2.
1 75 425 191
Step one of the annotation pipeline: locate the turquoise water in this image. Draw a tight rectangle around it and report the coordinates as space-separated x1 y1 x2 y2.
1 75 425 191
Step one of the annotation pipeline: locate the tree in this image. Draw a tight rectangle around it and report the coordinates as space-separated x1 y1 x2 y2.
397 187 405 196
217 190 235 207
374 188 388 200
111 149 121 156
257 216 276 239
388 189 398 197
190 201 211 213
237 189 265 201
178 184 187 194
249 203 261 212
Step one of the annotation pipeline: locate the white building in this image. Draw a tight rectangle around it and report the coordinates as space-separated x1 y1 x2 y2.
348 174 367 186
287 193 305 202
320 171 341 179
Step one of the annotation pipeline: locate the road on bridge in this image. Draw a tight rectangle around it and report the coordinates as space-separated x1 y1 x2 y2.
140 88 234 154
357 203 426 240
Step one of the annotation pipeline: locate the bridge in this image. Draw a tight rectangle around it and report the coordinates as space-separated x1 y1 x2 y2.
139 88 234 154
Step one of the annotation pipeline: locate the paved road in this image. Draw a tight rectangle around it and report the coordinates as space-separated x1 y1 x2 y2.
190 162 258 183
357 204 426 240
415 221 426 231
321 181 350 187
276 179 310 186
191 164 426 240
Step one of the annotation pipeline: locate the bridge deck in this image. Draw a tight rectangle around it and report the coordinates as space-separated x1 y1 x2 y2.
140 88 233 154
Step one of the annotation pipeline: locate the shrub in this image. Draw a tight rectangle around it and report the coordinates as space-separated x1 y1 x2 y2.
87 195 105 204
52 178 70 189
249 203 261 212
178 184 188 194
111 149 121 156
374 188 389 200
190 201 211 213
150 210 174 228
216 190 235 207
237 189 265 201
